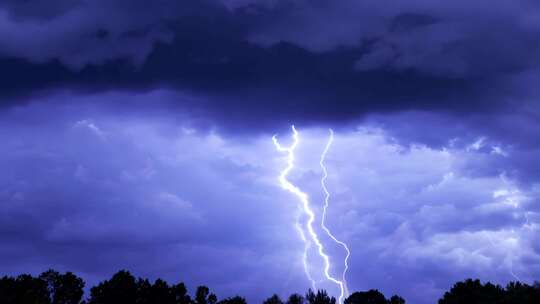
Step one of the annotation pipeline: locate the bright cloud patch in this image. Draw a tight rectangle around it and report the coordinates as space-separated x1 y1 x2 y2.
0 91 538 304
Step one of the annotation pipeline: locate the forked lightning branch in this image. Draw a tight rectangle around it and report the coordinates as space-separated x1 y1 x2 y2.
273 126 350 304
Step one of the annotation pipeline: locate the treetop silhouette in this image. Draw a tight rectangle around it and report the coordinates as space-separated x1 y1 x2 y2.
1 270 539 304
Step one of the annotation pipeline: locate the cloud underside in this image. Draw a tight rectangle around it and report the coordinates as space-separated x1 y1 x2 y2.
0 0 538 130
1 98 539 304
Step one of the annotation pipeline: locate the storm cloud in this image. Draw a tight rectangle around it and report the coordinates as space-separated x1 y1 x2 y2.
1 91 539 303
1 0 538 131
0 1 539 304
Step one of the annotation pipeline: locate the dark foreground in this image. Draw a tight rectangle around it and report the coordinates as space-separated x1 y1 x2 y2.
1 270 539 304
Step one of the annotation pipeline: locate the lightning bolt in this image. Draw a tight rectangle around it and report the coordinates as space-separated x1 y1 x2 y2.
273 125 347 304
295 221 317 291
320 129 351 298
509 258 521 282
273 126 316 289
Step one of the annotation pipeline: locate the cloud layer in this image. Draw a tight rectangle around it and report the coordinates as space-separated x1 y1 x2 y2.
0 0 538 132
0 92 538 303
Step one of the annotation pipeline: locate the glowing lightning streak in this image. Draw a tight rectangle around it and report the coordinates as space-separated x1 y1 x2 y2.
273 127 316 289
273 125 347 304
295 221 317 291
320 129 351 298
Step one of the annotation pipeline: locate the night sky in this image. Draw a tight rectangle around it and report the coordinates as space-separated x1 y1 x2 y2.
1 1 539 303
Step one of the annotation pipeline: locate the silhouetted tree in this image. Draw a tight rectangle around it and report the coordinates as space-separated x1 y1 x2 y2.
83 271 192 304
88 270 138 304
438 279 505 304
286 293 305 304
388 295 405 304
306 290 336 304
136 278 153 304
503 281 540 304
40 270 85 304
344 290 387 304
172 282 191 304
218 296 247 304
195 286 218 304
157 279 174 303
0 274 51 304
264 294 284 304
11 268 540 304
149 278 176 304
437 279 540 304
0 276 14 303
11 274 51 304
343 289 406 304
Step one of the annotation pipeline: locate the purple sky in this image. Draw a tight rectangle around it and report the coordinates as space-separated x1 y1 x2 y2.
0 1 539 304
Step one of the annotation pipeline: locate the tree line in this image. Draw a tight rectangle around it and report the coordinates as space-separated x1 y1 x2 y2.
0 269 539 304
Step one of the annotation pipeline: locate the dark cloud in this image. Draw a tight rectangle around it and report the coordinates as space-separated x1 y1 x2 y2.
0 0 224 66
0 0 538 133
245 0 540 75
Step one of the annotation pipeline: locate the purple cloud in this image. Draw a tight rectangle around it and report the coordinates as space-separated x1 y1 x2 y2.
0 90 538 304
